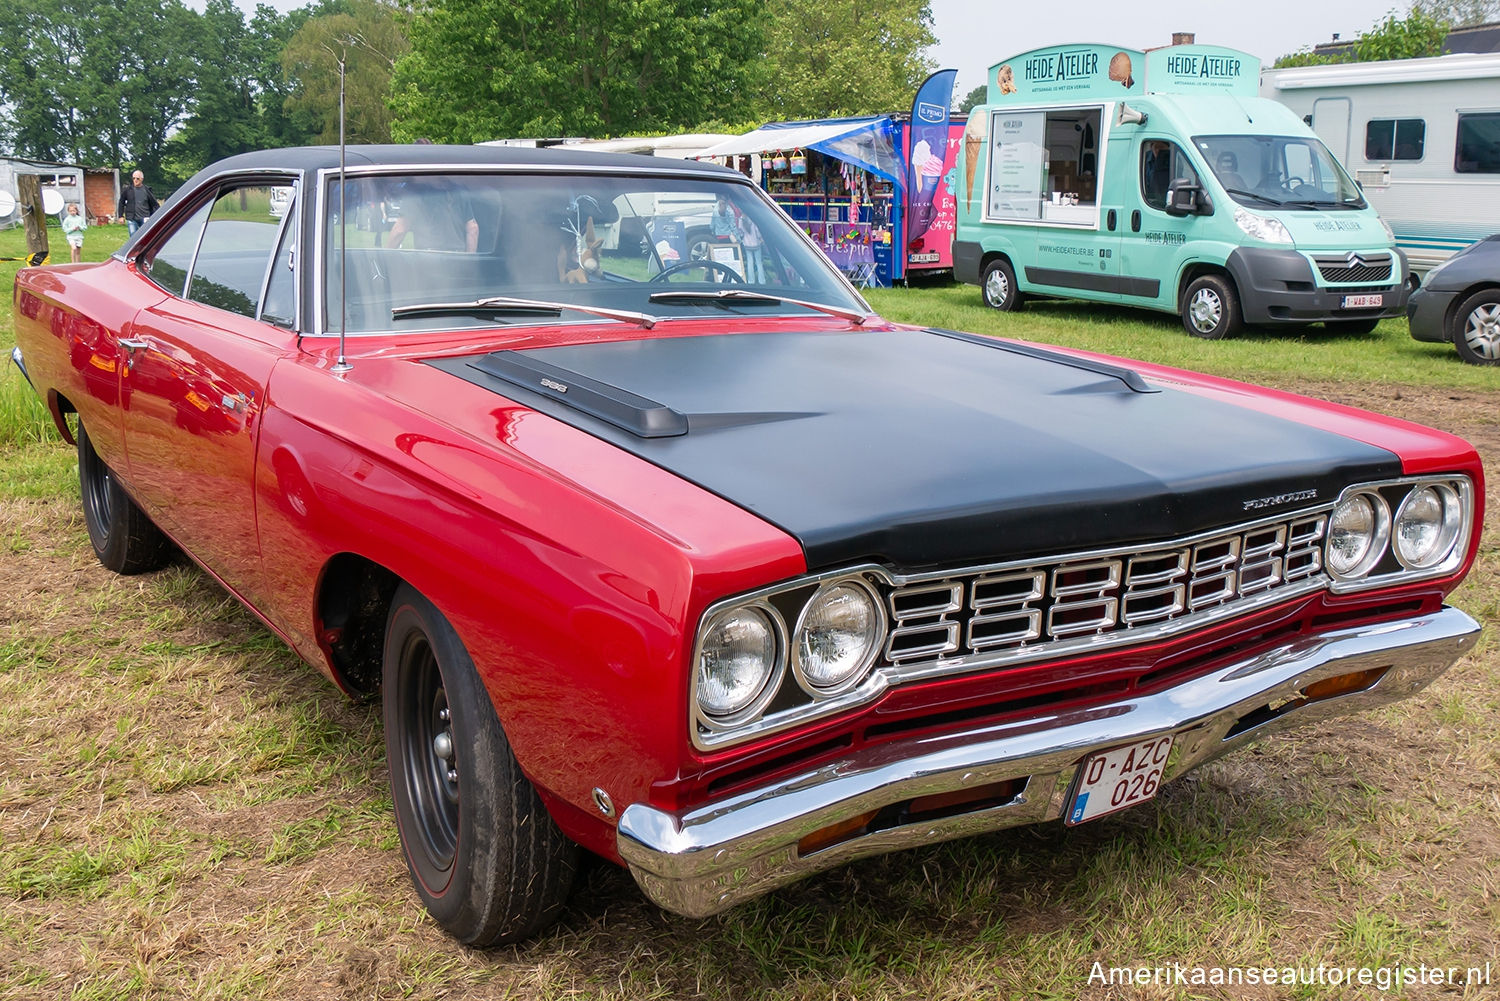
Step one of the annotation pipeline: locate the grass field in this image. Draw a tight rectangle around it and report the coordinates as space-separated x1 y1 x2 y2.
2 224 1498 999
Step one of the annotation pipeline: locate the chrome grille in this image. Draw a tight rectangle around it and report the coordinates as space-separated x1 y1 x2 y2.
1312 252 1393 284
885 513 1328 668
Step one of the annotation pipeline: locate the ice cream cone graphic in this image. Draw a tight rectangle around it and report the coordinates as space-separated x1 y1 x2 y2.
963 114 986 204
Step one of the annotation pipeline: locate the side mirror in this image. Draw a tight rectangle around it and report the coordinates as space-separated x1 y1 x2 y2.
1166 178 1210 217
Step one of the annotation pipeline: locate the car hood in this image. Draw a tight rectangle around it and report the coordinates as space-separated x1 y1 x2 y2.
429 327 1400 570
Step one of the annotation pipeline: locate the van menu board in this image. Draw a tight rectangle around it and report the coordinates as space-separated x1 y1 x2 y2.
986 111 1045 220
987 45 1145 105
1144 45 1260 96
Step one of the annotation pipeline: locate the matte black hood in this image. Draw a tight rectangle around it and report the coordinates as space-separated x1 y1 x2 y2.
431 328 1400 571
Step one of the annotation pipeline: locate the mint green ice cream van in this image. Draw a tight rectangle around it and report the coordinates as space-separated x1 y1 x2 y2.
953 43 1408 338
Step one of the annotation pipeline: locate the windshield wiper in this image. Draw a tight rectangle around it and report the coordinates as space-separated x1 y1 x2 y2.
1220 186 1282 207
393 296 658 328
647 288 871 325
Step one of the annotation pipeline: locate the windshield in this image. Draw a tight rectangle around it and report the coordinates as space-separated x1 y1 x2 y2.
321 171 864 334
1194 135 1365 210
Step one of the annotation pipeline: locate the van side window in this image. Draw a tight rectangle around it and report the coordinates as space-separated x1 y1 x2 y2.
1365 119 1425 160
1140 141 1201 211
1456 113 1500 173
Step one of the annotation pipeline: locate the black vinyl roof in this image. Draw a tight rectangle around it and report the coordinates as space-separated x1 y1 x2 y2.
188 143 739 181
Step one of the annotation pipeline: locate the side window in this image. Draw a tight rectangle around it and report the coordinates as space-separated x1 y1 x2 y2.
141 200 213 297
260 186 298 328
1365 118 1425 160
1140 140 1201 211
188 185 289 318
1456 113 1500 173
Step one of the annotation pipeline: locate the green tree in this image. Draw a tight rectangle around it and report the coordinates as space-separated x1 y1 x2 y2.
1355 7 1451 60
165 0 269 179
389 0 766 141
755 0 936 119
282 0 408 144
1413 0 1499 26
957 84 986 114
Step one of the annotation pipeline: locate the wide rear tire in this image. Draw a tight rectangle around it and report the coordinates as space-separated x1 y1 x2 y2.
77 421 173 574
383 583 577 945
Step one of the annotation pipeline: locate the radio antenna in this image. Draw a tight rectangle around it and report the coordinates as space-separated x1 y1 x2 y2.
331 45 352 374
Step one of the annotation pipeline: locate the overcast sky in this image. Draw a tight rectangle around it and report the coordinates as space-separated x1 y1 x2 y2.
928 0 1417 97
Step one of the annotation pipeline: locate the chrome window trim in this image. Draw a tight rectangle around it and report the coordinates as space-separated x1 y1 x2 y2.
309 163 869 339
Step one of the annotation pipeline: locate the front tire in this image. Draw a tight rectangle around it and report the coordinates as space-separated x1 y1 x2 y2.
1451 289 1500 365
77 421 172 574
1181 275 1242 339
383 583 576 945
981 258 1023 311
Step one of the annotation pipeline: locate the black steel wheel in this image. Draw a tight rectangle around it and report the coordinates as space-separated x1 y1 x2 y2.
383 583 576 945
77 420 172 574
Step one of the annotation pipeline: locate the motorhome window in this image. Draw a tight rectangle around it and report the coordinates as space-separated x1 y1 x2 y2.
1365 119 1425 161
1196 135 1364 209
985 107 1102 224
1140 141 1201 211
1455 113 1500 173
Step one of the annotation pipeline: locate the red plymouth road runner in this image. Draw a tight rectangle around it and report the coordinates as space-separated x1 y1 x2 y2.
10 145 1483 945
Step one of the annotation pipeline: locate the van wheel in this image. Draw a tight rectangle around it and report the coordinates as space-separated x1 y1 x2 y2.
77 420 173 575
982 259 1023 311
384 583 577 945
1182 275 1242 339
1451 289 1500 365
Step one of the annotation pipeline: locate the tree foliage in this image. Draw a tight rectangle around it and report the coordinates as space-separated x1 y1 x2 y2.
957 84 986 114
754 0 936 120
1412 0 1500 26
1274 4 1457 67
389 0 767 141
282 0 409 144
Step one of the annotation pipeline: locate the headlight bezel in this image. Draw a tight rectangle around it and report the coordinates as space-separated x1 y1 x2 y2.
1326 475 1474 591
692 600 787 731
790 578 886 698
1326 489 1390 581
1392 482 1464 570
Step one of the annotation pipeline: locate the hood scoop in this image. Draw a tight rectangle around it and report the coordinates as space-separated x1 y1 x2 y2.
472 352 688 438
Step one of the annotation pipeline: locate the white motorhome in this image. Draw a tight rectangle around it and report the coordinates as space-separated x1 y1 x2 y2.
1262 52 1500 275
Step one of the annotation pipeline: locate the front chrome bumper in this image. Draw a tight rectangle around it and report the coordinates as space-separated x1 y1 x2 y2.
618 607 1479 918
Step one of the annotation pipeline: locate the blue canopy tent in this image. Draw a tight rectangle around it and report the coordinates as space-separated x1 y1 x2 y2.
698 117 906 285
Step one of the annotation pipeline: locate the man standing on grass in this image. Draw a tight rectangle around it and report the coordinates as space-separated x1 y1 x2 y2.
117 170 159 235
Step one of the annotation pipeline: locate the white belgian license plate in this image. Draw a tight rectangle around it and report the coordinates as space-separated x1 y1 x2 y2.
1065 734 1174 825
908 251 940 263
1341 293 1384 309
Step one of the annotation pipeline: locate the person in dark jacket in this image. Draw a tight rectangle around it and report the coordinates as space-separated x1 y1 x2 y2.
117 170 159 235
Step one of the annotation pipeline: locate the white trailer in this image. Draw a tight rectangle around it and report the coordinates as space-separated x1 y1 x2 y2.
1262 52 1500 276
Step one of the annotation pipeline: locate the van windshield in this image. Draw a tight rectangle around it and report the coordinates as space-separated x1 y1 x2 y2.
1194 135 1366 210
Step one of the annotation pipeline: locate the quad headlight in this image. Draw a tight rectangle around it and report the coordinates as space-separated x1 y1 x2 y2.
1393 483 1463 569
696 603 784 723
693 574 887 739
792 580 884 697
1326 476 1472 589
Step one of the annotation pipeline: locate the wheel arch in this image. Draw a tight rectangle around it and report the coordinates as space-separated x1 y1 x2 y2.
315 552 403 699
45 389 78 445
1177 262 1237 314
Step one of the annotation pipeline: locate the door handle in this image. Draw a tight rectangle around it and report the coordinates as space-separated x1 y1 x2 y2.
119 337 148 371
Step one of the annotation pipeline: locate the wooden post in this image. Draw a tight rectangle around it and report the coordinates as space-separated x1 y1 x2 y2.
17 174 50 266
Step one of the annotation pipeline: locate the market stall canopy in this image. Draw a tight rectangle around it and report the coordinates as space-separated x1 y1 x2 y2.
697 117 904 187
